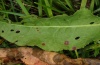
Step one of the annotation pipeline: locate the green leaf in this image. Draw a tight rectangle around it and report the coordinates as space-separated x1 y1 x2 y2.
94 48 100 57
0 8 100 51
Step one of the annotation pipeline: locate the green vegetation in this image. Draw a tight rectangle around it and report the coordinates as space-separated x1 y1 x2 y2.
0 0 100 60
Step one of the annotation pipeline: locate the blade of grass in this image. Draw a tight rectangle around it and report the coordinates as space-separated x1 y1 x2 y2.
0 11 25 16
65 0 75 12
22 0 33 11
94 8 100 13
10 0 18 22
90 0 94 12
38 0 43 17
1 0 6 10
49 0 53 6
35 2 65 14
53 0 70 11
16 0 30 16
44 0 53 17
94 0 100 6
1 0 8 18
16 0 36 22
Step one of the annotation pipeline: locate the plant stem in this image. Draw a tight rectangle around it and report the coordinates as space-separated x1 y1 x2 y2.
16 0 30 16
80 0 87 9
75 50 79 58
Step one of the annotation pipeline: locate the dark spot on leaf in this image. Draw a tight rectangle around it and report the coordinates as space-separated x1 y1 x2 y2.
37 30 39 31
15 40 18 42
36 28 38 29
42 43 45 46
36 28 40 31
10 29 14 31
72 46 77 50
75 37 80 40
2 30 4 33
90 22 94 24
16 30 20 33
64 41 69 45
21 22 25 25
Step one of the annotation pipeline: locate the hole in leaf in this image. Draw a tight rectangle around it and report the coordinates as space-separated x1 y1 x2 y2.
90 22 94 24
42 43 45 46
10 29 14 31
16 30 20 33
75 37 80 40
64 41 69 45
2 30 4 33
72 46 77 50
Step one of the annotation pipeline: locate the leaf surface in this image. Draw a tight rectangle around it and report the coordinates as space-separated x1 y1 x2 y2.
0 8 100 51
